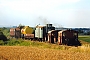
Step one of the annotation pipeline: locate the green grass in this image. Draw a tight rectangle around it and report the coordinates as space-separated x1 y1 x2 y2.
0 35 90 51
0 38 70 50
78 35 90 43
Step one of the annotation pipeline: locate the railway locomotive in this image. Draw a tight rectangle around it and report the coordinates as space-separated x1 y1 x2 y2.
57 30 80 46
10 24 81 46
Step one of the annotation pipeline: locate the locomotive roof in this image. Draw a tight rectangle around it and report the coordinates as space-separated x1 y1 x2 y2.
36 26 45 28
48 30 60 33
58 29 78 33
48 30 55 33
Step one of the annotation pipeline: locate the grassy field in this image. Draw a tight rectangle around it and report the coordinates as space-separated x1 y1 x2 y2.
0 46 90 60
79 35 90 43
0 28 90 60
0 36 90 60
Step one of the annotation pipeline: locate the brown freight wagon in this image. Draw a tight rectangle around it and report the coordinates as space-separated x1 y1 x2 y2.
10 27 21 38
58 29 81 46
10 28 15 37
48 30 59 43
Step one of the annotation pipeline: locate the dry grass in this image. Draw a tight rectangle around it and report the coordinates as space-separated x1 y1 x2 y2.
0 46 90 60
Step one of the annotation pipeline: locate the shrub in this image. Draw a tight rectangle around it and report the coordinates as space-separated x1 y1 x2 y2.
20 41 30 46
6 40 23 46
0 35 7 41
0 31 7 41
0 40 4 45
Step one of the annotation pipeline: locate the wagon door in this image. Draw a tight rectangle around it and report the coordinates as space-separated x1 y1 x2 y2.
58 32 62 45
48 33 51 43
51 33 54 43
14 27 21 38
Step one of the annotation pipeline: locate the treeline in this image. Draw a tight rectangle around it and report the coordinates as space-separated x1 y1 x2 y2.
78 29 90 35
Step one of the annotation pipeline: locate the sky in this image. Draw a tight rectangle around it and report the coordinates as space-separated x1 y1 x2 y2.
0 0 90 28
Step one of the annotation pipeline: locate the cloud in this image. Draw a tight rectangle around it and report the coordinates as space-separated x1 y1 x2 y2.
55 9 90 28
1 0 87 27
0 0 80 13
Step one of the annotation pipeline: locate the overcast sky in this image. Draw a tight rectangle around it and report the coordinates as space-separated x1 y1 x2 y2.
0 0 90 28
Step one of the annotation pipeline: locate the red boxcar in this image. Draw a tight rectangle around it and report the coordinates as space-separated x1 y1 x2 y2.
10 28 15 37
48 30 59 43
10 27 21 38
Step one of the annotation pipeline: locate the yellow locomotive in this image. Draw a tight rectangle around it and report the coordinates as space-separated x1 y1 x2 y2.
21 26 33 34
21 26 34 40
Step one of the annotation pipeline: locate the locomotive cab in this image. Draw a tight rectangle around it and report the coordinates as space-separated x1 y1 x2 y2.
58 30 81 46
